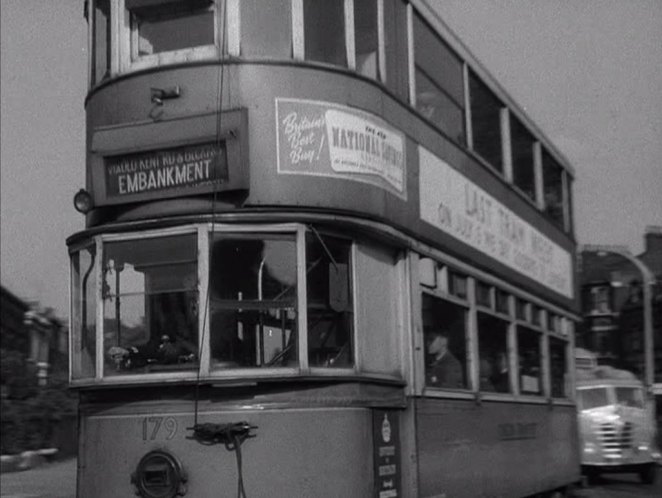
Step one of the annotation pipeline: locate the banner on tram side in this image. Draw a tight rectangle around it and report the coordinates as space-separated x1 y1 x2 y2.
104 142 229 199
276 98 407 200
418 146 574 299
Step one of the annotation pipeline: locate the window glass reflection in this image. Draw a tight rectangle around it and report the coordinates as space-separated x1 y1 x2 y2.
469 70 503 173
578 387 609 410
478 312 509 392
306 233 353 368
510 116 535 200
103 234 199 375
517 326 542 395
240 0 292 58
209 235 297 368
549 337 568 397
303 0 347 66
130 1 214 58
542 149 565 229
414 13 465 143
72 246 97 379
615 387 644 408
354 0 378 78
93 0 111 84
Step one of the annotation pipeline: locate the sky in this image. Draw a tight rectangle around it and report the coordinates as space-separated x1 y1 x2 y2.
1 0 661 320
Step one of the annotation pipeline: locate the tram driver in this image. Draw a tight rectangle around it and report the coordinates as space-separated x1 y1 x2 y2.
425 330 463 388
107 276 199 371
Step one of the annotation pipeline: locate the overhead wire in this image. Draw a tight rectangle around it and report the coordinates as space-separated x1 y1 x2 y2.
186 3 255 498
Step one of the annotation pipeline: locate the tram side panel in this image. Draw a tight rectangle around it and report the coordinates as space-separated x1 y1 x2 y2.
416 398 580 498
78 402 374 498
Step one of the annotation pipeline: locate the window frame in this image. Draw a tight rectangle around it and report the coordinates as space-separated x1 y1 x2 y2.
420 286 471 394
293 0 386 83
97 225 202 382
415 253 573 402
204 223 305 378
305 228 358 376
69 239 99 381
69 223 369 385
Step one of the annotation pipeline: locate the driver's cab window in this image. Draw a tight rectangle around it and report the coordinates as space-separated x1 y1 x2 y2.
103 234 199 375
209 234 298 369
306 233 354 368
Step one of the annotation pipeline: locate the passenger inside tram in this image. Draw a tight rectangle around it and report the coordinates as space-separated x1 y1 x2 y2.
479 358 495 391
107 289 199 371
425 330 463 388
490 352 510 392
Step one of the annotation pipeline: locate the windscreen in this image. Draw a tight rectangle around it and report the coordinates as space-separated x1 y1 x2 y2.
578 387 609 410
615 386 645 408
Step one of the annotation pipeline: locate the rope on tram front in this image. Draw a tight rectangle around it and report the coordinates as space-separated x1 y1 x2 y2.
188 421 257 498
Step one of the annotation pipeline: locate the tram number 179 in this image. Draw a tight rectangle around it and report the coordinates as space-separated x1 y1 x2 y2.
142 416 178 441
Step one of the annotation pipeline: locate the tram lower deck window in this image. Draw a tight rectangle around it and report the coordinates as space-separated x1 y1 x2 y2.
477 312 510 393
517 326 542 395
422 294 468 390
549 337 569 398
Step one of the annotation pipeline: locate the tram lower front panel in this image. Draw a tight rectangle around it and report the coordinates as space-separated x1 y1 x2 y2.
78 400 374 498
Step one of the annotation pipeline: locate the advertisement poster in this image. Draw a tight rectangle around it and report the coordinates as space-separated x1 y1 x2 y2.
372 410 401 498
276 98 406 200
419 146 573 298
105 142 228 198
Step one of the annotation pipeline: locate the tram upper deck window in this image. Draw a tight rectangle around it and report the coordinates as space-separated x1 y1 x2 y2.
240 0 292 58
469 70 504 174
124 0 217 69
510 115 536 201
303 0 347 67
306 233 354 368
413 13 465 144
71 245 97 379
92 0 111 84
542 149 565 230
422 293 468 390
354 0 379 79
209 235 297 369
103 234 199 375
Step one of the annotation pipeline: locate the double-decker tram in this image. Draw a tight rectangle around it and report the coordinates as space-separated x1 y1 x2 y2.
70 1 581 496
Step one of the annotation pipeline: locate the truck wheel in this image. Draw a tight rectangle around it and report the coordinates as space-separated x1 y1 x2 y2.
638 463 657 484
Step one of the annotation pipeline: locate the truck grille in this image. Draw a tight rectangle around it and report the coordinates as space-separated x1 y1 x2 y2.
598 421 633 457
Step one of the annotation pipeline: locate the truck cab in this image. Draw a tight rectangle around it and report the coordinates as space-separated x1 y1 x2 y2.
575 348 660 484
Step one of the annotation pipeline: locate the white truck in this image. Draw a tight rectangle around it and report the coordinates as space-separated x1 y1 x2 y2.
575 348 660 484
